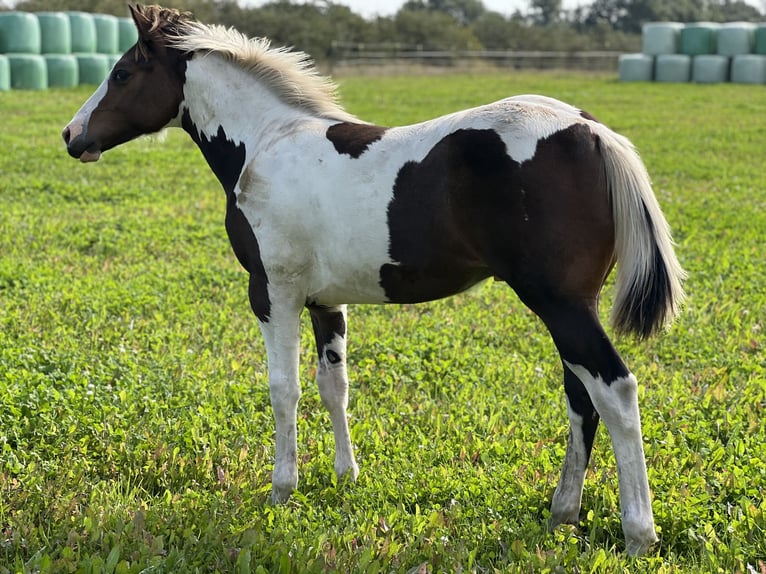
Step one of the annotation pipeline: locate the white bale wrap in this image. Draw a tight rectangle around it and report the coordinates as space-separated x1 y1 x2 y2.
692 55 729 83
76 53 110 85
68 12 97 53
717 22 755 56
618 53 654 81
0 12 42 54
731 54 766 84
37 12 72 54
642 22 684 55
0 55 10 91
118 17 138 52
655 54 691 82
93 14 119 54
45 54 79 87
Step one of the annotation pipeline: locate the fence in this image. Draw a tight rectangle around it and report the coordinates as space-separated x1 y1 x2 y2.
329 42 621 73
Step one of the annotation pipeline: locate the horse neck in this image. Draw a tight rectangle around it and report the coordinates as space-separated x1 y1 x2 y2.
179 54 312 150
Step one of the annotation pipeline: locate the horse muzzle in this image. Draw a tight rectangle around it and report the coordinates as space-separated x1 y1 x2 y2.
62 125 102 163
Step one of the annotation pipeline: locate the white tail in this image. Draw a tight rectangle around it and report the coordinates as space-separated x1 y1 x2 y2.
597 127 686 338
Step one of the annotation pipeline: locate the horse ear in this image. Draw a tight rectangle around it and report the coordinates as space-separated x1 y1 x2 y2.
129 4 151 39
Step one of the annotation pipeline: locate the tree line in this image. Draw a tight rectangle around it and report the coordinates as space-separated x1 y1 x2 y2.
9 0 765 59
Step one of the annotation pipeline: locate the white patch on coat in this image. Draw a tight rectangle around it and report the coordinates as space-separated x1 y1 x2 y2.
179 56 594 307
563 361 658 555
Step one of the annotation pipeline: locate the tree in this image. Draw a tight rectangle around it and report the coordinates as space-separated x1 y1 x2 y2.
394 8 482 50
402 0 487 24
530 0 562 25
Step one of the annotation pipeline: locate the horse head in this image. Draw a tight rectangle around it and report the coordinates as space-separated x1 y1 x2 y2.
62 5 191 162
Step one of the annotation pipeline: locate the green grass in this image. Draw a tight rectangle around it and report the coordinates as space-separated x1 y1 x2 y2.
1 71 765 573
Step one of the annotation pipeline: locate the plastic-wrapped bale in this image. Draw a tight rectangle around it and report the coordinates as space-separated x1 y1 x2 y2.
68 12 96 53
0 55 10 91
717 22 755 56
755 24 766 55
618 53 654 81
0 12 42 54
731 54 766 84
76 53 110 85
655 54 691 82
93 14 119 54
45 54 78 87
692 55 729 83
37 12 71 54
642 22 684 55
680 22 720 55
118 17 138 52
8 54 47 90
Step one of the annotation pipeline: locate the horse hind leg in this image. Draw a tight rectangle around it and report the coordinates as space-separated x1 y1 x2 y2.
308 304 359 483
542 302 658 555
550 365 600 528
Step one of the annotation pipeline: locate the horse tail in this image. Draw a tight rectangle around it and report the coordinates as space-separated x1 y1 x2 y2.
596 126 686 339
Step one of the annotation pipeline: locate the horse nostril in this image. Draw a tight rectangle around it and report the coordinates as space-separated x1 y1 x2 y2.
62 126 71 145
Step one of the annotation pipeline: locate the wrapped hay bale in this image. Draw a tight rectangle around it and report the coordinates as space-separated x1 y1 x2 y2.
93 14 119 54
45 54 78 87
731 54 766 84
76 53 110 85
692 55 729 83
118 17 138 52
8 54 47 90
619 53 654 81
717 22 755 56
755 24 766 55
0 12 41 54
655 54 691 82
680 22 720 55
642 22 684 55
37 12 71 54
0 55 10 91
68 12 96 53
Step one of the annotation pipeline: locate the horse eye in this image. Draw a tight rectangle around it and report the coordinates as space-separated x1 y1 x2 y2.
112 69 130 83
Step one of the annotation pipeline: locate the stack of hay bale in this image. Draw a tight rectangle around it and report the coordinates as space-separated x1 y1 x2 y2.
619 21 766 83
0 11 138 90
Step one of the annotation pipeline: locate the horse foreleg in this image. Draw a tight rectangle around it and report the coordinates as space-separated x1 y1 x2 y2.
308 304 359 483
257 287 303 503
550 365 600 527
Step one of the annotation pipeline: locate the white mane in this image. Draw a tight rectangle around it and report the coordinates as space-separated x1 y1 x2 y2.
169 21 356 122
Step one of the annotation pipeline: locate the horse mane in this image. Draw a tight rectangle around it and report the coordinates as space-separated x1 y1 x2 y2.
134 4 355 122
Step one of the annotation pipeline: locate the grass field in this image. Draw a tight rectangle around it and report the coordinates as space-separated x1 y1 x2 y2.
1 71 765 573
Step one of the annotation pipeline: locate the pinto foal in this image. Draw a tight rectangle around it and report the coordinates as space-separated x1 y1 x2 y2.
63 5 685 555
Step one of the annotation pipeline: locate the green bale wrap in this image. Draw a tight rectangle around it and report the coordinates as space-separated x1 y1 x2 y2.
76 53 110 85
93 14 119 54
38 12 71 54
692 55 729 83
8 54 47 90
68 12 96 53
45 54 78 87
655 54 691 82
0 12 42 54
0 55 10 91
642 22 684 55
680 22 720 55
618 53 654 82
717 22 755 56
731 54 766 84
118 17 138 52
755 24 766 55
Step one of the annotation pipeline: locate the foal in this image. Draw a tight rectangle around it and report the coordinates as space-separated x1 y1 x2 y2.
63 5 685 555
